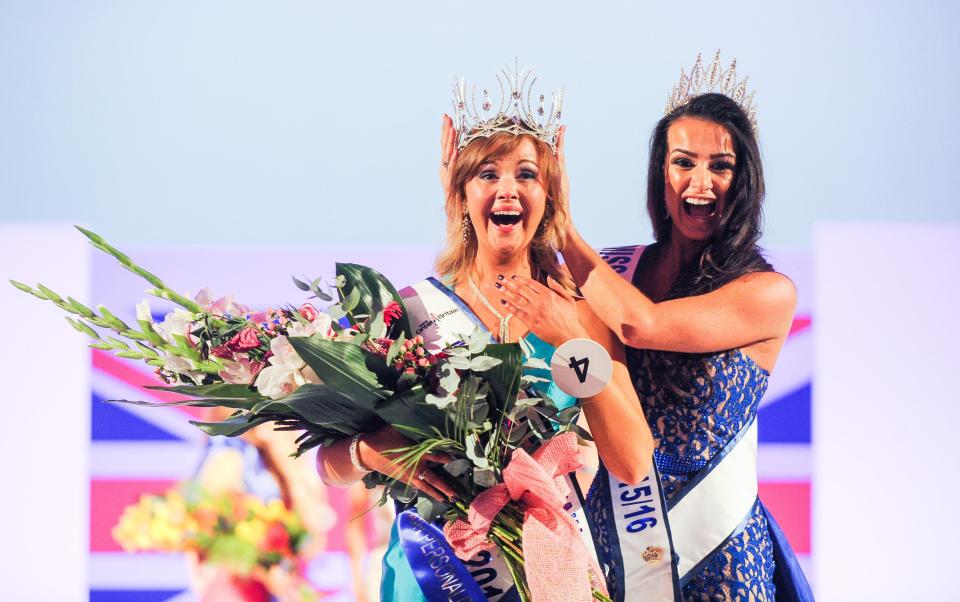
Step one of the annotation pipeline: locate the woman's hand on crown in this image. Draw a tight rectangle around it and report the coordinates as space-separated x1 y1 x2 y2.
439 114 459 201
496 275 588 347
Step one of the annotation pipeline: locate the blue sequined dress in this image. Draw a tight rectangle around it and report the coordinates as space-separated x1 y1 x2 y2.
587 347 785 601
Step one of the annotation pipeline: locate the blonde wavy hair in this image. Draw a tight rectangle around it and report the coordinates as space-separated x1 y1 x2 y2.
436 132 575 291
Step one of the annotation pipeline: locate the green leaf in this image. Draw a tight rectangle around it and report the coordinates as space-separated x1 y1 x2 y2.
292 276 311 291
327 303 346 321
252 384 383 431
190 414 273 437
375 385 447 434
386 333 406 365
469 356 503 371
66 297 96 318
464 433 489 468
288 335 395 404
523 357 550 371
36 284 62 303
74 225 106 245
425 393 456 409
144 382 266 400
443 458 470 477
341 286 361 314
479 343 524 415
447 355 471 370
521 374 551 384
335 263 411 338
107 397 259 410
367 310 386 339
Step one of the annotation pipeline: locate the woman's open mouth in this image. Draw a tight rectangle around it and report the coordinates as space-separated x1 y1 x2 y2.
489 209 523 231
683 197 717 219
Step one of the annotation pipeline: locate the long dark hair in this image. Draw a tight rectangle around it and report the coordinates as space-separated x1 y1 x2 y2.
646 93 771 299
643 93 772 397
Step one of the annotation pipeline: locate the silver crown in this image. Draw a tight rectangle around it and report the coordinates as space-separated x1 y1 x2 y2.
666 50 758 138
452 60 564 152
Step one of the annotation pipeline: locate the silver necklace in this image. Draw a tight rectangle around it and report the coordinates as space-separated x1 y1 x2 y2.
468 278 513 343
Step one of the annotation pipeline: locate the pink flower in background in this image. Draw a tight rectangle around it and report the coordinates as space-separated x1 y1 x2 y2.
194 288 250 317
227 326 262 352
298 304 319 322
219 356 266 384
383 301 403 326
210 344 233 359
247 310 273 324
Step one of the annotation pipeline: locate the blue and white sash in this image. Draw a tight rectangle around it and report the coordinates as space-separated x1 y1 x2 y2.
594 246 762 600
398 277 602 600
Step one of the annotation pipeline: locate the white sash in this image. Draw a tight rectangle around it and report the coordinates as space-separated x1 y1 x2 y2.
399 277 602 599
596 245 760 598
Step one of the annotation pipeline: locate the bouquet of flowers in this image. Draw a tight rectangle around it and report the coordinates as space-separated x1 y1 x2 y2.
113 484 319 600
12 227 607 601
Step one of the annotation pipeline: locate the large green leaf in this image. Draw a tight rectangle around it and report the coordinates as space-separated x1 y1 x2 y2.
190 414 273 437
252 384 384 432
144 382 266 400
336 263 411 338
480 343 524 415
108 397 259 411
288 335 396 403
374 384 447 435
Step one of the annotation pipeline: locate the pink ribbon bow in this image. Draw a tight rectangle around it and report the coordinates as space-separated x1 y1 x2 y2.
443 432 608 601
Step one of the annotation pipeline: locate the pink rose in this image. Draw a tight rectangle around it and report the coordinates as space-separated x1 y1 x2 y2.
210 344 233 359
227 326 262 352
298 303 319 322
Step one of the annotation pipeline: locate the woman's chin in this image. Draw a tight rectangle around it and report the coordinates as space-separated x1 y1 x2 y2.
482 229 530 257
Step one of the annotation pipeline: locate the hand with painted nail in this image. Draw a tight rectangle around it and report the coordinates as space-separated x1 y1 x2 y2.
497 275 589 347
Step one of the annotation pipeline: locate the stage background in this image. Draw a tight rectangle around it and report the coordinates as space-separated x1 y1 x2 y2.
1 1 959 600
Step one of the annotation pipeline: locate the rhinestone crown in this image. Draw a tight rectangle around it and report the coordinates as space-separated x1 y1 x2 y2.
666 50 758 138
452 60 564 153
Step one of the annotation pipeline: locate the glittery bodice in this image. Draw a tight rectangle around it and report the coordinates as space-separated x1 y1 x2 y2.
586 348 777 601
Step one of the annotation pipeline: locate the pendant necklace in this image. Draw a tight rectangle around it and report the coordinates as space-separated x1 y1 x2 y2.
468 278 512 343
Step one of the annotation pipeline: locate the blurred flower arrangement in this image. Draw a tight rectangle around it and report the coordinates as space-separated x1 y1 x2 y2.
113 484 319 600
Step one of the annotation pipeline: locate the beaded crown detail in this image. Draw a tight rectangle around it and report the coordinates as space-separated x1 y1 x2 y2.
666 50 759 138
452 61 564 153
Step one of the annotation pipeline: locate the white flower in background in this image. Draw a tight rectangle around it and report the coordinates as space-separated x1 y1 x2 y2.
287 312 333 339
253 335 320 399
161 352 204 384
136 300 152 323
154 309 196 346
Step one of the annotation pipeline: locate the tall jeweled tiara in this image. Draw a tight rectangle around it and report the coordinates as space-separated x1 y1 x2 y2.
666 50 759 138
452 60 564 153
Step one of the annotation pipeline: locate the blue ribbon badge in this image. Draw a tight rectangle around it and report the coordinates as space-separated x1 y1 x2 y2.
397 509 488 601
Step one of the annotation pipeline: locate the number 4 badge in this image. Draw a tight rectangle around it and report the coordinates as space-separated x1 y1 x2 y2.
550 338 614 399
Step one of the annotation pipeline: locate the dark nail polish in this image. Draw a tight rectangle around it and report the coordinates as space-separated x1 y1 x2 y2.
497 274 504 281
495 282 502 289
511 275 517 280
500 299 507 305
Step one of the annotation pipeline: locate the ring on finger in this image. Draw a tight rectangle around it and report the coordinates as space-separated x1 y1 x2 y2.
441 161 449 169
417 471 427 480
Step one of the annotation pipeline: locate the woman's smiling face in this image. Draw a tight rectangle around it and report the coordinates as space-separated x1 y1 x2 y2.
464 136 547 260
663 116 737 243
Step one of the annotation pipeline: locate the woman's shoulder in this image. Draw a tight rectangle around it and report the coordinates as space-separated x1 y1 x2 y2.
724 270 798 318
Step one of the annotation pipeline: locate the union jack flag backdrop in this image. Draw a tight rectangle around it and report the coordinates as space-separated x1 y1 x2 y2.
87 246 813 601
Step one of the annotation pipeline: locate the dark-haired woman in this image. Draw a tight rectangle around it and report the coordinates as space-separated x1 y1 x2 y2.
498 56 814 600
